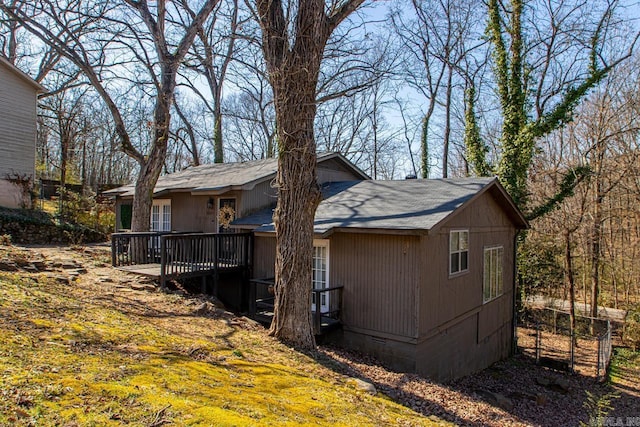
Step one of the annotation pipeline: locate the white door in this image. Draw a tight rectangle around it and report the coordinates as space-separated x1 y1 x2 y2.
151 200 171 232
312 239 329 313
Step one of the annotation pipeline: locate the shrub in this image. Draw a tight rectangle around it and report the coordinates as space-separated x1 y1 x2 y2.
624 306 640 351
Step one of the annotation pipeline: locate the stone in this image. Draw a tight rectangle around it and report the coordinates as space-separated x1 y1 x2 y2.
32 261 47 271
536 376 551 387
349 378 377 395
99 277 114 283
130 283 155 291
551 377 570 393
475 389 514 411
536 393 548 406
0 260 19 271
22 264 39 273
50 275 70 285
61 263 80 270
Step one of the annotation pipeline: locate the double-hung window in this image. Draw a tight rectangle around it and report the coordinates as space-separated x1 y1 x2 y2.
483 246 504 303
450 230 469 274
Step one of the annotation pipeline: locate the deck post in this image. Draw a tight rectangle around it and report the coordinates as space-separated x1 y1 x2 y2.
160 236 167 290
313 290 322 334
249 280 256 316
111 235 117 267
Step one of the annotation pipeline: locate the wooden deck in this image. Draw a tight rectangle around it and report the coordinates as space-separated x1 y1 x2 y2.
112 232 252 289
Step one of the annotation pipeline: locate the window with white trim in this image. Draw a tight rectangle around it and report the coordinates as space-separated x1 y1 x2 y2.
483 246 504 303
312 239 329 313
151 199 171 232
449 230 469 274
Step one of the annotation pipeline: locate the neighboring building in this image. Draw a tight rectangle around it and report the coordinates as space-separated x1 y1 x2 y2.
0 56 45 208
104 152 368 232
239 178 528 381
108 154 527 381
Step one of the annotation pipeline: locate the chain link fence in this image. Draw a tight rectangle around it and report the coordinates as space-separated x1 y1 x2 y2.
517 308 613 381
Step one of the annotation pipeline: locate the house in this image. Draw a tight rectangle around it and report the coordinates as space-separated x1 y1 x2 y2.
105 152 368 233
108 154 527 381
238 177 528 381
0 56 45 208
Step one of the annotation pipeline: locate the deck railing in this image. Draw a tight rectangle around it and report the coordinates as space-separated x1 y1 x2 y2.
111 231 170 266
112 231 252 288
249 278 344 334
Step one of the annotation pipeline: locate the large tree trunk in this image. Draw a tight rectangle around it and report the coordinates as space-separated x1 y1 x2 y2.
130 73 175 231
257 0 364 350
268 64 323 349
270 144 321 348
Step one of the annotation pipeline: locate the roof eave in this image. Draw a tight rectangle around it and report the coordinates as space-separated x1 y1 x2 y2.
429 177 528 234
318 152 371 180
0 56 46 92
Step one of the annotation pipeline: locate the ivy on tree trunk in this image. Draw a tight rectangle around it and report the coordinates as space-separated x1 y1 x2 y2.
257 0 365 349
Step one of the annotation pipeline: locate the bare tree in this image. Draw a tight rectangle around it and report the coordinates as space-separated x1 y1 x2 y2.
392 0 485 178
178 0 247 163
2 0 219 232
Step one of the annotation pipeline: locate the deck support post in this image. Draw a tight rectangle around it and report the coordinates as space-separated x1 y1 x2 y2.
212 271 219 297
160 235 167 291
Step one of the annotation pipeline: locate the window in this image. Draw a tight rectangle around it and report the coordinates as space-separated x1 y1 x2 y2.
151 199 171 232
449 230 469 274
312 240 329 313
483 246 504 303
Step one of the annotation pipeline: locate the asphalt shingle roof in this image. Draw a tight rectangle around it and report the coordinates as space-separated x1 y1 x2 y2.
103 153 368 197
238 177 501 234
104 157 279 197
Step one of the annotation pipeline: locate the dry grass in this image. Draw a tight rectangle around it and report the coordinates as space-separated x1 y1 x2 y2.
0 245 447 426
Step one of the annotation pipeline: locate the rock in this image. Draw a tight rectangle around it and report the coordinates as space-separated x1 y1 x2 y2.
536 376 551 387
32 261 47 271
536 393 548 406
475 389 514 411
22 264 39 273
98 276 114 283
237 316 261 328
130 283 155 291
61 263 80 270
550 377 570 393
14 258 32 267
0 260 19 271
73 268 88 274
536 375 570 394
49 275 70 285
349 378 377 395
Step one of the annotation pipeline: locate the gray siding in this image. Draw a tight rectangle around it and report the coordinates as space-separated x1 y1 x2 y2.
415 191 516 380
329 232 419 339
253 235 276 279
240 180 277 217
0 61 38 179
317 158 365 183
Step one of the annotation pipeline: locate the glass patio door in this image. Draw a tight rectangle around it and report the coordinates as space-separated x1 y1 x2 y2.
312 240 329 313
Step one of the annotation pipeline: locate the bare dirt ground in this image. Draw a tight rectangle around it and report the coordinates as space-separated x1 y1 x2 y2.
321 344 640 427
3 243 639 426
517 326 601 378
